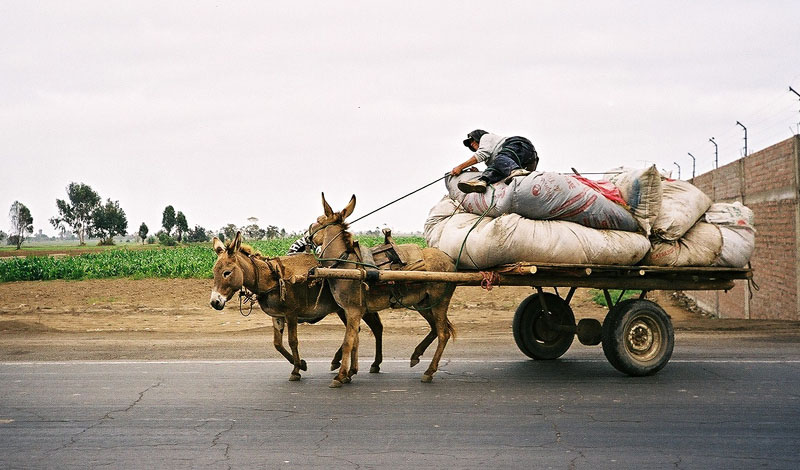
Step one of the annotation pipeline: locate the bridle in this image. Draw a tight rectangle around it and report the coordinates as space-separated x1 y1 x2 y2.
307 220 353 268
237 252 285 316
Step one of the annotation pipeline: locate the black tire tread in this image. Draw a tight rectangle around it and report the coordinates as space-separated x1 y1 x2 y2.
512 292 575 360
601 299 674 376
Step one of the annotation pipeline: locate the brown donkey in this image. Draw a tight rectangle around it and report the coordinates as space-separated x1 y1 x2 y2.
209 232 384 381
310 193 457 388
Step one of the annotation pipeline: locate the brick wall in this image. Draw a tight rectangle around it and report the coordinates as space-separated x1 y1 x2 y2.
687 136 799 320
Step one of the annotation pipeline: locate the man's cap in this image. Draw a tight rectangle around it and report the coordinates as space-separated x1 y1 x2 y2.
463 129 488 148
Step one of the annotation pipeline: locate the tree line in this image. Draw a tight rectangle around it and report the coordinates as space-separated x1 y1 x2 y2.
6 182 294 249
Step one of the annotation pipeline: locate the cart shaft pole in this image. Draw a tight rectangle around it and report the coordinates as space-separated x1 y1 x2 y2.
310 268 737 291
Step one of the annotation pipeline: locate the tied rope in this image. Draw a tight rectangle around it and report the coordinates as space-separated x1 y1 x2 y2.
454 184 498 271
239 290 255 316
480 271 500 291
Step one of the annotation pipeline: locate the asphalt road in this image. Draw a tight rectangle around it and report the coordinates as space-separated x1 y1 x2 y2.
2 337 799 470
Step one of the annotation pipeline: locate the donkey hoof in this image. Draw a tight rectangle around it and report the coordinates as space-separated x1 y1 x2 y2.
289 373 301 382
330 362 341 371
421 374 433 383
410 357 420 368
348 369 358 377
329 379 343 388
299 360 308 371
341 376 352 384
369 365 380 374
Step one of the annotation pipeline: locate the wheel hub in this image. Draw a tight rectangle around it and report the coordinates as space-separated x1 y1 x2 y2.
627 320 655 354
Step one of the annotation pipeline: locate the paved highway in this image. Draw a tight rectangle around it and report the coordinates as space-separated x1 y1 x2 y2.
2 338 799 469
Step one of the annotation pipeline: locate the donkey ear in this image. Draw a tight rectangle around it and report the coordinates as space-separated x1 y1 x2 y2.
342 194 356 220
230 231 242 253
321 192 333 217
212 237 225 255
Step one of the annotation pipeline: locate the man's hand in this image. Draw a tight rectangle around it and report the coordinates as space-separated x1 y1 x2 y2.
451 166 463 176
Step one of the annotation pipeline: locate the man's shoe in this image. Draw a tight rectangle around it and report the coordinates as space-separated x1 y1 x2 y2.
504 168 531 184
458 179 488 194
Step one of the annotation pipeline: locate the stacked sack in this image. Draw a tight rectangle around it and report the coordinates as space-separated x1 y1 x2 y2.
446 171 640 231
608 167 755 268
424 196 651 270
426 165 755 269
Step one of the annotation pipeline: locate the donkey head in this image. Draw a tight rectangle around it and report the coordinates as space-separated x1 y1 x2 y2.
309 192 356 250
210 231 245 310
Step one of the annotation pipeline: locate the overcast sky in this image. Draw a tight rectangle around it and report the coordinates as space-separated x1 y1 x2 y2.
2 1 799 237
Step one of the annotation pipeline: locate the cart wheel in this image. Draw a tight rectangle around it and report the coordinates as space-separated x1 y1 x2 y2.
601 299 674 376
512 292 575 360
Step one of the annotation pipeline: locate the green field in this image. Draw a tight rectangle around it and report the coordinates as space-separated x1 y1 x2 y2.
0 236 427 282
589 289 642 307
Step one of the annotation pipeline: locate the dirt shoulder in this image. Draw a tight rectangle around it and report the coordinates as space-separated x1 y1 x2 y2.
1 278 799 361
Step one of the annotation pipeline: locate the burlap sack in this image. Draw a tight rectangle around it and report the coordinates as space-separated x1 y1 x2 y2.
652 180 712 241
425 197 650 269
714 225 756 268
446 171 639 232
605 165 663 235
704 201 755 227
643 222 723 266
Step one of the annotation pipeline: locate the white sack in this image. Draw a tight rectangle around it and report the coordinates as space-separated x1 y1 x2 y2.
643 222 722 266
643 221 755 267
425 197 650 269
704 201 755 227
446 171 639 232
604 165 663 235
424 195 460 248
445 173 512 217
652 180 712 241
714 225 755 268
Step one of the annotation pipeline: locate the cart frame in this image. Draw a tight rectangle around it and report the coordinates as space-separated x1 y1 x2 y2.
310 263 752 376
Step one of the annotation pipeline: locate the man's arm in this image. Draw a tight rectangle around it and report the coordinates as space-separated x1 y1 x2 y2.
451 155 478 176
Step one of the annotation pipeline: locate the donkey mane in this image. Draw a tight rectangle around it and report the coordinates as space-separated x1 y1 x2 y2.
226 240 266 259
327 213 354 252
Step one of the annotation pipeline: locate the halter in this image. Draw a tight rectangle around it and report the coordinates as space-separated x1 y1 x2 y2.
307 220 354 268
237 253 285 316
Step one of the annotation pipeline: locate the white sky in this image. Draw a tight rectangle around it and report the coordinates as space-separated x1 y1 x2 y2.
2 1 799 237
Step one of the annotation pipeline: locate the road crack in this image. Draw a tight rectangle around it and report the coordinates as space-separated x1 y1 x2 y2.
53 381 163 451
211 419 236 470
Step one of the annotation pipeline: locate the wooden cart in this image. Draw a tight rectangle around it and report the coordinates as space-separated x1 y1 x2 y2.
310 263 752 376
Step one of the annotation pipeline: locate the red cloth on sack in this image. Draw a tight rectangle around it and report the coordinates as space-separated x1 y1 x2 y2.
571 175 628 208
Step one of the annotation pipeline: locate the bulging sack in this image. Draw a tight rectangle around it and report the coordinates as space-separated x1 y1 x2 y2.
643 222 722 267
642 221 755 268
604 165 663 235
424 195 460 248
714 225 755 268
704 201 755 227
425 197 650 269
652 180 712 241
446 171 639 232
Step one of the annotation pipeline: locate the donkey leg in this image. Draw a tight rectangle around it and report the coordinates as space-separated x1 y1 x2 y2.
422 303 454 383
411 311 437 368
331 312 361 388
287 317 303 381
272 318 305 369
346 322 359 379
362 311 383 373
330 310 347 371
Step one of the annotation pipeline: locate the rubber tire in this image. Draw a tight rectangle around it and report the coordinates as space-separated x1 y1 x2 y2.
512 292 575 360
601 299 674 376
